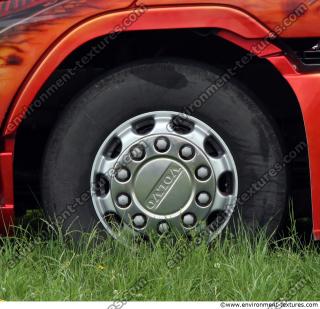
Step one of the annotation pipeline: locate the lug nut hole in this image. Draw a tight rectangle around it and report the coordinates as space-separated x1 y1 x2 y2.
154 137 170 153
196 192 212 207
195 165 211 181
158 222 170 234
115 168 131 182
132 214 147 229
116 193 131 208
180 144 195 160
130 144 146 161
182 213 197 228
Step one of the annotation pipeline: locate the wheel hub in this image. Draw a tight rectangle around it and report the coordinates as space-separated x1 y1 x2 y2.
91 111 238 243
134 158 191 215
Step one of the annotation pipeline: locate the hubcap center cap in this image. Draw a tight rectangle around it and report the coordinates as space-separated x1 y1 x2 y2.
134 158 192 215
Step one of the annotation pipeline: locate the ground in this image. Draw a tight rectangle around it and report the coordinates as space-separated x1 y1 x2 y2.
0 212 319 301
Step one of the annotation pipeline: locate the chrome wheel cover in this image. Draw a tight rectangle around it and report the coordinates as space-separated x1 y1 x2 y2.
90 111 238 243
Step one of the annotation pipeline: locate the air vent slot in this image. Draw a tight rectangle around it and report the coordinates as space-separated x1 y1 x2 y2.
297 50 320 66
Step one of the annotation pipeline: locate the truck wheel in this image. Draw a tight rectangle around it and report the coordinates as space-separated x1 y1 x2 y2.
41 59 287 243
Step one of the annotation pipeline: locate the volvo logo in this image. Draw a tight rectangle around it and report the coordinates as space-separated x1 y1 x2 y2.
145 164 183 210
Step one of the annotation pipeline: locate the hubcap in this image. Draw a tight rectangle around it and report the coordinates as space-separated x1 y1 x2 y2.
133 157 192 216
90 111 238 243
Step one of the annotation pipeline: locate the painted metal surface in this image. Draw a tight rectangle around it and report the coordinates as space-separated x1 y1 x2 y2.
3 5 274 137
0 1 319 238
137 0 320 38
266 55 320 240
0 0 136 235
0 0 136 125
286 72 320 240
0 149 14 235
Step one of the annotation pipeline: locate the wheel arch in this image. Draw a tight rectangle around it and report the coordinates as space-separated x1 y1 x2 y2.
4 4 274 136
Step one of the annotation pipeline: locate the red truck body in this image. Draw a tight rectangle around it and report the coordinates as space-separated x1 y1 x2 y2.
0 0 319 238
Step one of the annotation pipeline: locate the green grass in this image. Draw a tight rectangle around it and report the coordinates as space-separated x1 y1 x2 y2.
0 216 319 301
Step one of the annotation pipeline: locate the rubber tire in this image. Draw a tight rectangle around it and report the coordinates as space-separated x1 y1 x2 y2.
41 59 287 239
